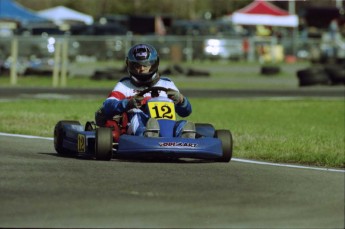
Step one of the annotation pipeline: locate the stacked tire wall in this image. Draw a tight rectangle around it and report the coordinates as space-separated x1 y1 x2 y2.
297 59 345 86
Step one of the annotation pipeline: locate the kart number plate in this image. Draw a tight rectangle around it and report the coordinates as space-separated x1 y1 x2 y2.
148 101 176 120
78 134 86 153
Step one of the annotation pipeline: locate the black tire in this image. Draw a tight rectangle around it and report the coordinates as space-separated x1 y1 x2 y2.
297 67 330 86
186 68 210 77
95 127 113 161
215 130 233 162
54 120 81 156
324 64 345 85
260 66 280 75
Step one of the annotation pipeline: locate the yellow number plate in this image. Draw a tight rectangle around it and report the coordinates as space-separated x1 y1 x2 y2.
78 134 86 152
147 101 176 120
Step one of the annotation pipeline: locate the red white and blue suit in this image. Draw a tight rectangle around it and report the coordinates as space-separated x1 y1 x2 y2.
96 77 192 136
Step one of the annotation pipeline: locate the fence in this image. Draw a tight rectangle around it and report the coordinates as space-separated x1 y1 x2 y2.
0 34 323 86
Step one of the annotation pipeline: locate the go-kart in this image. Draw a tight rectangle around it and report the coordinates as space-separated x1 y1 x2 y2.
54 87 233 162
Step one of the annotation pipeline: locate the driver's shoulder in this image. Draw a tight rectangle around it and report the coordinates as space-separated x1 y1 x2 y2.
160 77 172 82
119 76 131 83
157 77 177 89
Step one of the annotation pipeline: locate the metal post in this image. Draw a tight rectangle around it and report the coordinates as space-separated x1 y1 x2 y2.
248 37 255 62
10 37 18 85
336 0 343 8
289 0 297 57
186 36 193 63
52 40 61 87
125 32 133 57
288 0 295 14
271 36 277 63
60 37 69 87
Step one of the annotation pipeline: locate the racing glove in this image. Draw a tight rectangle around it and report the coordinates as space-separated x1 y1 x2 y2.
126 95 144 110
167 89 184 104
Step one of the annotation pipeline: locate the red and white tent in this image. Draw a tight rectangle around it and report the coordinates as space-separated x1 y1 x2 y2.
232 0 298 27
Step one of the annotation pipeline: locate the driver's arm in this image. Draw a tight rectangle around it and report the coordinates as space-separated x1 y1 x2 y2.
103 96 129 117
175 96 192 117
102 80 140 117
164 79 192 117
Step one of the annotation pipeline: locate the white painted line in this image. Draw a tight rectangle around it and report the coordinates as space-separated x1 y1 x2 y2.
232 158 345 173
0 132 344 173
0 132 53 141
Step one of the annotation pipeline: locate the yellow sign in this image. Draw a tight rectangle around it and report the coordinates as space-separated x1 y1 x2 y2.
0 22 17 29
147 101 176 120
78 134 85 152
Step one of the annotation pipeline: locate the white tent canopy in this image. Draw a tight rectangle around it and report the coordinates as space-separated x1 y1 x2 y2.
37 6 93 25
232 0 298 27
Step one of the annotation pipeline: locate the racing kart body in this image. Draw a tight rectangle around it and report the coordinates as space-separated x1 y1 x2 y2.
54 87 233 162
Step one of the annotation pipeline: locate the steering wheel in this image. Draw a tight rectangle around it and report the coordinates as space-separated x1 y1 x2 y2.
137 86 169 97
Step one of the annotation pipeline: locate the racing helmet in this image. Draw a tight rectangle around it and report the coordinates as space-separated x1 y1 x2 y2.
126 43 160 87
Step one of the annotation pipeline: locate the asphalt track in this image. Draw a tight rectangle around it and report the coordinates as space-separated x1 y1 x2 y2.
0 134 344 228
0 87 344 228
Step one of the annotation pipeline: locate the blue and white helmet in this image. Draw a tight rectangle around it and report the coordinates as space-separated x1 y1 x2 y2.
126 43 160 87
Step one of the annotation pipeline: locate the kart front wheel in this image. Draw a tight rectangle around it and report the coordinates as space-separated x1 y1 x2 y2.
215 130 233 162
95 127 113 161
54 120 81 156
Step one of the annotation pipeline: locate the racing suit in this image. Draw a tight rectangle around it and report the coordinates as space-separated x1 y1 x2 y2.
95 76 192 136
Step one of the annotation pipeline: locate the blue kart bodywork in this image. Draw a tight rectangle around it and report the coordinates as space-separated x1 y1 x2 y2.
54 88 232 162
54 120 232 162
117 121 223 160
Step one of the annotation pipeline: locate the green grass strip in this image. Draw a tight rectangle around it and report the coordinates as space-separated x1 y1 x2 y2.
0 98 344 168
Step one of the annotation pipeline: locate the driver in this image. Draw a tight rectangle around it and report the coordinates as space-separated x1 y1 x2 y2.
95 43 195 138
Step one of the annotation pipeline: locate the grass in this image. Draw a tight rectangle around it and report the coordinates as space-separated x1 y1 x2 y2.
0 60 310 89
0 61 343 168
0 98 344 168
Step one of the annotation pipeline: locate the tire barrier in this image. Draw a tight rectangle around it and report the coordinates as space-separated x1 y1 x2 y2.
161 64 210 77
91 66 126 80
24 68 53 76
297 65 345 86
160 64 185 75
297 66 331 87
91 64 211 80
324 64 345 85
260 65 281 75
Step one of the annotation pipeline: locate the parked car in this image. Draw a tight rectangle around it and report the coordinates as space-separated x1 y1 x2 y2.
203 38 243 60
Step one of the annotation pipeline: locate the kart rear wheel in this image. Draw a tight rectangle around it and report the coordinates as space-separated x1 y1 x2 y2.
215 130 233 162
54 120 81 156
95 127 113 161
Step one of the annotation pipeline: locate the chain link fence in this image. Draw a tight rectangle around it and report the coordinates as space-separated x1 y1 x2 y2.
0 33 332 85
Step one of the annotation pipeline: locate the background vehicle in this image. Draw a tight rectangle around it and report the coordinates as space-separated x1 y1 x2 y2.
203 38 243 60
